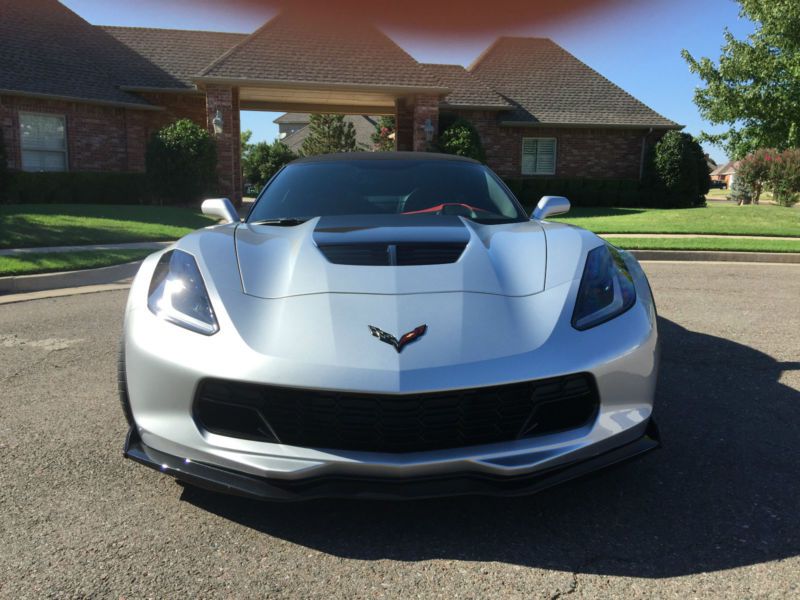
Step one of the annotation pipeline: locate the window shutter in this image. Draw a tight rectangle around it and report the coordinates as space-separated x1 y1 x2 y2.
535 139 556 175
521 138 556 176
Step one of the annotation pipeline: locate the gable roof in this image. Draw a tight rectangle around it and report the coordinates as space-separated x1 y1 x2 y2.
198 12 444 92
100 26 246 90
711 161 737 176
422 64 510 109
274 113 312 125
0 0 155 108
470 37 679 128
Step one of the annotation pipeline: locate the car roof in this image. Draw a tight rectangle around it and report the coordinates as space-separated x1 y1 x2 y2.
291 151 480 165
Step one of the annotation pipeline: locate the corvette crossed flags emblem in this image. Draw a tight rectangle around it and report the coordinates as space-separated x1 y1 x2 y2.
368 325 428 353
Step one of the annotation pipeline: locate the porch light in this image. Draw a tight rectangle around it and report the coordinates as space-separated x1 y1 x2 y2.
212 109 224 135
422 118 434 143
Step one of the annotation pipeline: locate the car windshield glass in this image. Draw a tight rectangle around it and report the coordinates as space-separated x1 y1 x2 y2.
248 159 527 223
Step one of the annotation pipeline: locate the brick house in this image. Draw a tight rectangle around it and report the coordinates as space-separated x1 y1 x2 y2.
0 0 679 204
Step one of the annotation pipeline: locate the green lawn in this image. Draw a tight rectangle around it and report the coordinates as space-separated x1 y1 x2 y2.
0 204 216 249
0 249 154 276
552 203 800 237
604 236 800 253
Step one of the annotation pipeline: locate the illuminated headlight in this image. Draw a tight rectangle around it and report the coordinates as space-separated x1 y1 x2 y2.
572 244 636 331
147 250 219 335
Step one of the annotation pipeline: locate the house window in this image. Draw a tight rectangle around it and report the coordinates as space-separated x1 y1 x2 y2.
20 113 68 172
521 137 556 176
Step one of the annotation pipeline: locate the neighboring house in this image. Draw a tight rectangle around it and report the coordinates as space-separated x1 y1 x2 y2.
0 0 680 203
711 161 738 188
275 114 379 153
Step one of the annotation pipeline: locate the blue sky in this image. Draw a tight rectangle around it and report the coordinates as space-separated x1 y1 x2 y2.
63 0 753 164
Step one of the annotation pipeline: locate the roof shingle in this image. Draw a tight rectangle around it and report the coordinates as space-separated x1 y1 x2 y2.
422 64 510 109
100 26 246 89
470 37 679 128
0 0 153 107
199 12 443 90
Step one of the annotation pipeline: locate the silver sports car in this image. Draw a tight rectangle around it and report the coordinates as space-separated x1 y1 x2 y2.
121 152 660 500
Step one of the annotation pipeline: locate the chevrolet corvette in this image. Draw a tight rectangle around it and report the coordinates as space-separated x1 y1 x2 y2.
120 152 660 500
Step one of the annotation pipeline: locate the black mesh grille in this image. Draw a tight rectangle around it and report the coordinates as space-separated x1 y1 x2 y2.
195 374 599 453
318 243 465 266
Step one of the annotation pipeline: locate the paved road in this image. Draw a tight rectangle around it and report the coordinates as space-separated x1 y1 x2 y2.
1 263 798 598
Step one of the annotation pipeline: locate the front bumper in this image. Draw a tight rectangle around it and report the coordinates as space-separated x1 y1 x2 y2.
124 419 660 501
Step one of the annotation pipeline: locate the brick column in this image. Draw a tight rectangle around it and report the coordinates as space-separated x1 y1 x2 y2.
412 95 439 152
0 97 20 170
205 85 242 206
394 98 414 151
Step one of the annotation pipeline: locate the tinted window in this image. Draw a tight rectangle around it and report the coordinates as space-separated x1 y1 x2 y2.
248 160 526 223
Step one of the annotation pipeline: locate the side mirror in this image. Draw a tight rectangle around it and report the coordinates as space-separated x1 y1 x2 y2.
532 196 570 220
201 198 239 224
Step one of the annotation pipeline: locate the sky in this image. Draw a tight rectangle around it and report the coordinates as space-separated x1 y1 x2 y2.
62 0 754 165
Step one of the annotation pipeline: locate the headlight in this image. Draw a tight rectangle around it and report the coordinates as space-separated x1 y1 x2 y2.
572 244 636 331
147 250 219 335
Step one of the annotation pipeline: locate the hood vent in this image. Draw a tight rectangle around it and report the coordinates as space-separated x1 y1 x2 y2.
318 242 466 266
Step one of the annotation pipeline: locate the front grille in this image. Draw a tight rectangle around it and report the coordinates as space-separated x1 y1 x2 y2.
194 374 599 453
317 243 465 266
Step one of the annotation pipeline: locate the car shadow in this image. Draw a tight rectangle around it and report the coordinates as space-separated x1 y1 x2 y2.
181 318 800 578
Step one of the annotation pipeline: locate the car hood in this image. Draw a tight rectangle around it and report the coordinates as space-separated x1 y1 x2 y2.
234 215 547 299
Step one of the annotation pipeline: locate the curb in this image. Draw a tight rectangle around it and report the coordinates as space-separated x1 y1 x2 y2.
0 260 143 295
629 250 800 264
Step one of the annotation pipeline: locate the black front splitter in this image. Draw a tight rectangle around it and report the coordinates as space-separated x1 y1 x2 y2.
123 421 660 501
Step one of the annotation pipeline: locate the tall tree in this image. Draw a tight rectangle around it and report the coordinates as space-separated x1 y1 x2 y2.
300 114 357 156
682 0 800 159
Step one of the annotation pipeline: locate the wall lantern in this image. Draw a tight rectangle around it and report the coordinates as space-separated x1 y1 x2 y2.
212 109 224 135
422 118 434 143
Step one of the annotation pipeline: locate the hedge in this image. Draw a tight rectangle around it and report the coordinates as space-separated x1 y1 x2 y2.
1 172 151 205
503 177 705 212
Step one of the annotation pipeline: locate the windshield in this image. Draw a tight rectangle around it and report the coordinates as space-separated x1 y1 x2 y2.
248 159 527 224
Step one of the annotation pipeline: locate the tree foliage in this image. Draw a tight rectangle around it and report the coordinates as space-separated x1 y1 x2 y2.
438 118 486 162
300 114 357 156
645 131 709 207
371 116 396 151
768 148 800 206
735 148 773 204
682 0 800 159
242 139 297 189
146 119 217 205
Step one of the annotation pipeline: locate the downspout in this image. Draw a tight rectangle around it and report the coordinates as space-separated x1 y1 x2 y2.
639 128 653 180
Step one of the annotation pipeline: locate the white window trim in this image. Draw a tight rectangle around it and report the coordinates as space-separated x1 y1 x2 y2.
521 137 557 176
19 111 69 172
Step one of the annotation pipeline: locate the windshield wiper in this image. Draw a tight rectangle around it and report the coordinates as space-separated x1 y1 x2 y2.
249 217 309 226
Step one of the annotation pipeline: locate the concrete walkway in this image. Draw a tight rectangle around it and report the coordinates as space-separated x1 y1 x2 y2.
0 240 174 256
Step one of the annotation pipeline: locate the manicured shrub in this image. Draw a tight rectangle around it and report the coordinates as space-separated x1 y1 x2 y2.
504 177 652 212
242 140 297 190
438 118 485 162
644 131 709 207
2 172 150 204
146 119 217 205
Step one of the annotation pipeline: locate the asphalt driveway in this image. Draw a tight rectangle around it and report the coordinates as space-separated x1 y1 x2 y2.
1 262 798 598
